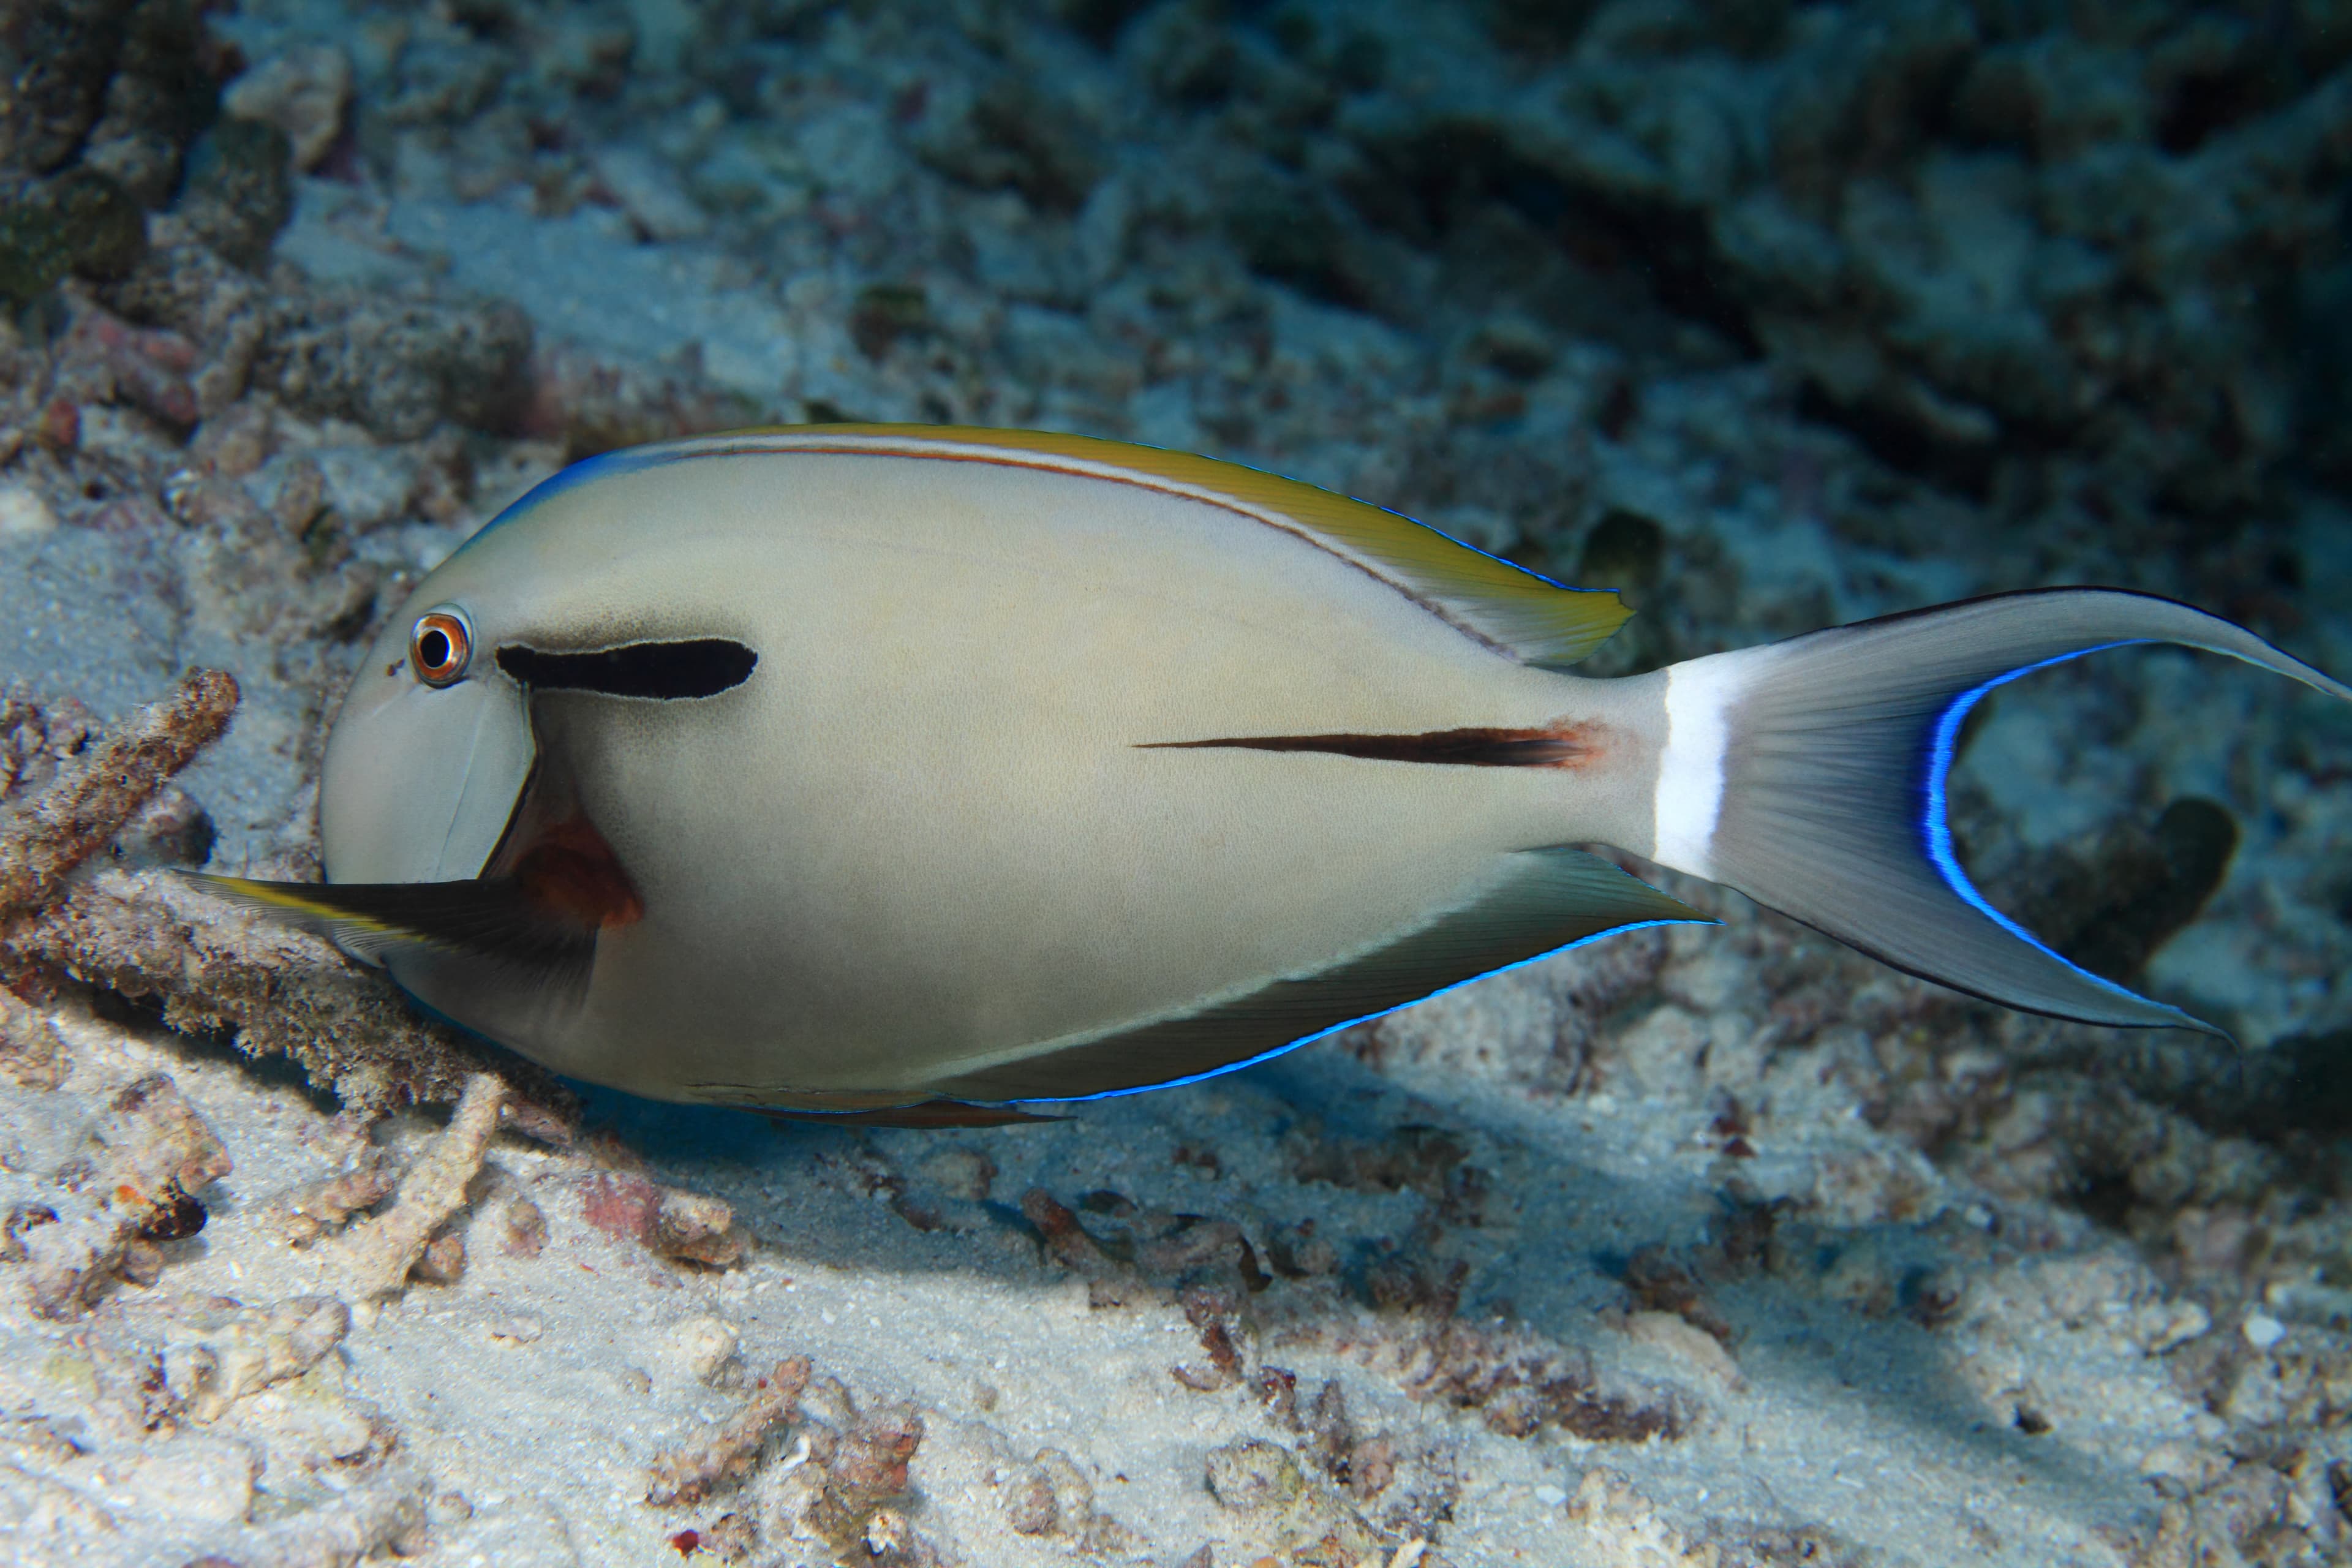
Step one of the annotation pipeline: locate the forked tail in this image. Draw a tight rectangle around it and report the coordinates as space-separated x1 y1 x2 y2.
1643 589 2352 1030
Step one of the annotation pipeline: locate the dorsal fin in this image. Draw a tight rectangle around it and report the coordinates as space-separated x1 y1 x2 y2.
528 425 1633 669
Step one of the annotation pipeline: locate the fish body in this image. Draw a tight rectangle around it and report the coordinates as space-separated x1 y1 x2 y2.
203 427 2352 1118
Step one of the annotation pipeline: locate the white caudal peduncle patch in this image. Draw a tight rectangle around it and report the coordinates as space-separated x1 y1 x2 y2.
1652 653 1742 880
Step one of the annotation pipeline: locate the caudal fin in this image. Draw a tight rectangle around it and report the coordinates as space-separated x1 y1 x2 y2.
1645 589 2352 1030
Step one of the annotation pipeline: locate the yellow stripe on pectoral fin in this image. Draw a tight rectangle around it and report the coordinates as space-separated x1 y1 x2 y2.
179 870 597 990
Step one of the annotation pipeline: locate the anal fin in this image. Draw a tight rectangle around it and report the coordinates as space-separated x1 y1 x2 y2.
680 1082 1065 1127
932 848 1708 1103
752 1101 1066 1129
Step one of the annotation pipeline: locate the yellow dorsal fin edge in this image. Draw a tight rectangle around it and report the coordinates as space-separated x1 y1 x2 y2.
704 424 1634 669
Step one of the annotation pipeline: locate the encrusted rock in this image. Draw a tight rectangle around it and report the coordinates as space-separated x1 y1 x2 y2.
179 117 293 270
273 1153 398 1249
221 45 352 172
661 1314 741 1385
73 0 229 206
646 1355 812 1506
0 0 146 179
255 288 532 442
649 1185 745 1268
17 1070 232 1316
0 167 146 307
1206 1438 1304 1512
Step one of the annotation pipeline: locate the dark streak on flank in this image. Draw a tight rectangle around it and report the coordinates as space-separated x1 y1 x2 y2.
1140 724 1599 767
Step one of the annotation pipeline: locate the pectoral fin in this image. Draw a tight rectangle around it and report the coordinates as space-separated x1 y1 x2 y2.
181 871 598 993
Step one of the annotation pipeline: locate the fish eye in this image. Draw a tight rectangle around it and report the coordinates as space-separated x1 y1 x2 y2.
410 608 473 687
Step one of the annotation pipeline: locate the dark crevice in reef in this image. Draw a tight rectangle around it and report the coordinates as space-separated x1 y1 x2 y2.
1338 119 1762 360
2012 797 2242 988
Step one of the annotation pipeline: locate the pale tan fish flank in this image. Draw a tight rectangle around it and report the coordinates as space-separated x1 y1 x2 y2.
190 426 2352 1126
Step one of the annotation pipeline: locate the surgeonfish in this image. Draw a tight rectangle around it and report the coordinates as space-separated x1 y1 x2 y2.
196 426 2352 1126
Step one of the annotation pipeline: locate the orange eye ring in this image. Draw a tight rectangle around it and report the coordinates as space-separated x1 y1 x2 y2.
409 608 473 687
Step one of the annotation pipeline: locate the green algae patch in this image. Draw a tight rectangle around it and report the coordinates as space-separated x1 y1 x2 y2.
0 168 147 309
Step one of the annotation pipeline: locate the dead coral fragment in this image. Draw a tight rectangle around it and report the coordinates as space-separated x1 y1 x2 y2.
19 1071 232 1317
0 670 238 918
1207 1438 1306 1512
1174 1280 1247 1392
1291 1121 1495 1229
1019 1185 1117 1275
3 868 576 1126
0 984 70 1088
579 1170 747 1267
1001 1446 1144 1556
500 1192 547 1257
409 1230 466 1285
1403 1321 1692 1443
647 1355 813 1506
273 1153 397 1248
183 1471 430 1568
1018 1184 1267 1311
1204 1437 1387 1565
802 1402 926 1550
161 1294 352 1422
698 1510 758 1561
1564 1470 1704 1564
333 1072 502 1300
1303 1380 1401 1504
1006 1467 1058 1535
1621 1243 1735 1345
